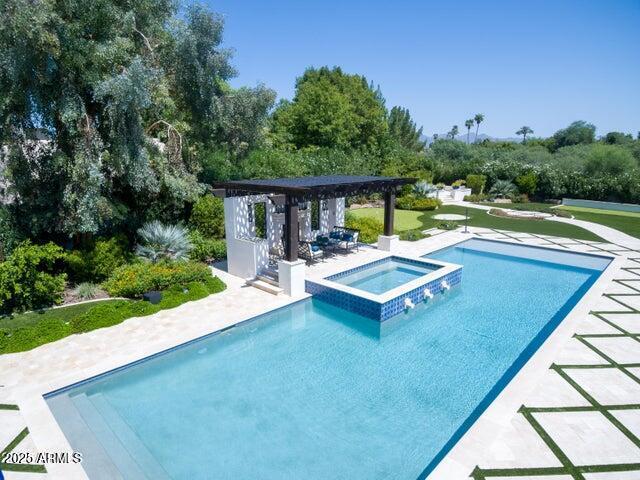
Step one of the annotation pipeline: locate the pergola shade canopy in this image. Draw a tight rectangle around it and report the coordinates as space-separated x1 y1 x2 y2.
213 175 415 203
214 175 416 264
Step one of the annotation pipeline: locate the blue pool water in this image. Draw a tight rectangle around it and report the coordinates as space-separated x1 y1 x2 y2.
47 240 609 480
331 257 438 294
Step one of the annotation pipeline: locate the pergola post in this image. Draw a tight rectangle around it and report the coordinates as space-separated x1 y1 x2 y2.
379 189 399 252
284 195 299 262
383 190 395 236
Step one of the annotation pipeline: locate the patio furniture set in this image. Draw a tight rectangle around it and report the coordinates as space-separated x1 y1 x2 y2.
299 226 360 263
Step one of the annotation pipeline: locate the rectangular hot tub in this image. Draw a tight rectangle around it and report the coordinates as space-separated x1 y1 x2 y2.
306 255 462 321
330 257 440 294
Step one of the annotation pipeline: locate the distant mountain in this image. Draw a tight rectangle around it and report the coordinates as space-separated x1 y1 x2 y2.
421 133 521 145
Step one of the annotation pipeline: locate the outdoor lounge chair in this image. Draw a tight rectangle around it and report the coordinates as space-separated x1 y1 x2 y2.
338 229 359 252
299 241 325 263
329 226 360 253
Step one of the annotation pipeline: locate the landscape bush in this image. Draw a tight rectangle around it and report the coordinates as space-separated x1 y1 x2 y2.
396 195 441 211
465 174 486 194
188 230 227 263
103 261 212 298
344 213 383 244
510 193 530 203
0 241 67 314
436 221 459 231
411 198 441 211
463 193 490 202
399 229 429 241
189 194 225 239
0 277 226 353
65 235 131 283
73 282 101 300
396 195 416 210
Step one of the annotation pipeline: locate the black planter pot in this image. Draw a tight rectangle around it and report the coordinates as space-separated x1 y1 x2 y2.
143 291 162 304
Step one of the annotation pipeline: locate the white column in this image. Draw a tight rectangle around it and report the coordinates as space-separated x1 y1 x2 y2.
377 235 399 252
278 259 306 297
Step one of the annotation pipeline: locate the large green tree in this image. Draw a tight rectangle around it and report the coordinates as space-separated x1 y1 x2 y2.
552 120 596 150
270 67 387 152
0 1 274 240
387 106 426 152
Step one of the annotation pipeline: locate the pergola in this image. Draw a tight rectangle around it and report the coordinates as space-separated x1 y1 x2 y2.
213 175 415 262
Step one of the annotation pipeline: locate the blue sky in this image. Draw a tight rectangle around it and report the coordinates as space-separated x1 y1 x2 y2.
205 0 640 138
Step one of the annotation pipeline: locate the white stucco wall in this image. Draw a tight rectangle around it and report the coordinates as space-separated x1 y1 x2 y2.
224 195 346 279
224 195 269 279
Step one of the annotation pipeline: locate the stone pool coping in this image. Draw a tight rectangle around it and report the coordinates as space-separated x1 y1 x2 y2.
0 228 633 479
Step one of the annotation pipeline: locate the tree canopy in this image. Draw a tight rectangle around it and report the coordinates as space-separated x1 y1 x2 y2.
551 120 596 150
270 67 387 152
388 106 426 152
0 1 274 240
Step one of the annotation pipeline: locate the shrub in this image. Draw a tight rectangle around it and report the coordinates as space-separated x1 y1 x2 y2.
436 221 459 231
515 171 538 196
344 213 383 244
73 282 101 300
103 261 211 298
65 235 130 283
189 194 225 239
188 230 227 263
0 318 72 354
489 180 518 198
399 229 429 241
396 196 440 211
0 241 67 314
465 174 486 194
452 179 466 187
412 180 436 198
411 198 441 211
511 193 529 203
463 193 490 202
136 221 192 263
396 195 415 210
553 209 572 218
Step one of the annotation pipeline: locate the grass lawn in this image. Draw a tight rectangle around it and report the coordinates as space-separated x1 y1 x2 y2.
350 205 605 242
1 299 121 332
558 206 640 239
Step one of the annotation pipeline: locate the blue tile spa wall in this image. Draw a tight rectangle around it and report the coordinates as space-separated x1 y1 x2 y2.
306 267 462 322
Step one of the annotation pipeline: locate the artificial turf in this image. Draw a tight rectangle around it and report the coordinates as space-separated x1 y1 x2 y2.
557 206 640 239
349 205 605 242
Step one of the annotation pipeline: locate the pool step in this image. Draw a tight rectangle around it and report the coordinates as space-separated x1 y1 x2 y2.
257 273 280 286
248 278 283 295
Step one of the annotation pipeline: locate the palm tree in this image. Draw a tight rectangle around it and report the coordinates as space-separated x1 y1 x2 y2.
516 126 534 142
136 221 192 263
464 119 474 144
474 113 484 142
448 125 459 139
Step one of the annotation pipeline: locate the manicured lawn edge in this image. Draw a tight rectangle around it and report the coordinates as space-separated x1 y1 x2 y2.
0 276 226 355
349 206 605 242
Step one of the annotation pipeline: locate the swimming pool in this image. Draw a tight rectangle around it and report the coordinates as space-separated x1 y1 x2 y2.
330 257 439 294
46 239 610 479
